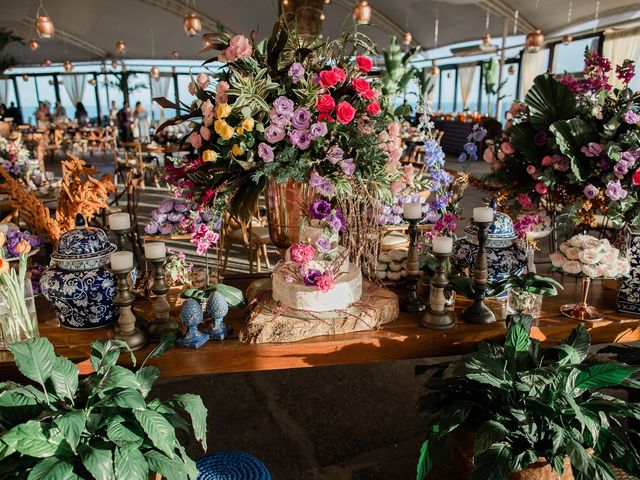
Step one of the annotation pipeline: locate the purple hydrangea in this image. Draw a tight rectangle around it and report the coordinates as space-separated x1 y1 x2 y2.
292 108 311 130
159 223 174 235
303 269 321 286
325 146 344 164
309 199 332 219
273 96 294 117
288 62 305 83
264 125 286 144
584 184 599 199
309 122 328 140
167 212 185 223
605 179 628 201
145 220 160 235
158 199 174 214
258 142 275 162
622 110 640 125
152 210 168 223
174 200 190 213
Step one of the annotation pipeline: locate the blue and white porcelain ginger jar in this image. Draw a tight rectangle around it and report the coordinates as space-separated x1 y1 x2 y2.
453 211 527 284
40 215 118 329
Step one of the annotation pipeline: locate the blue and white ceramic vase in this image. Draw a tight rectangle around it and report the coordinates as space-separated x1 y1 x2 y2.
453 210 527 284
617 226 640 314
40 214 118 329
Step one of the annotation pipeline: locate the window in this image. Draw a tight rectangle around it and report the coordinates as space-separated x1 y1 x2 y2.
150 75 176 126
16 76 38 124
499 63 519 121
456 65 480 112
553 37 599 74
439 68 456 112
58 74 99 122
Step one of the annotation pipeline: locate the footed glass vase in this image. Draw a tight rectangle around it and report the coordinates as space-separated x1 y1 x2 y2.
0 280 39 349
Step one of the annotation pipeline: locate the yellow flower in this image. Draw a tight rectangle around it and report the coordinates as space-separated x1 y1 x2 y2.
216 103 232 119
241 118 254 132
214 119 229 136
236 127 245 136
220 125 234 141
232 144 244 156
203 150 218 162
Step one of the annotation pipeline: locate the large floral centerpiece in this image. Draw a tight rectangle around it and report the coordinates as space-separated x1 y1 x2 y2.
0 136 36 184
482 50 639 226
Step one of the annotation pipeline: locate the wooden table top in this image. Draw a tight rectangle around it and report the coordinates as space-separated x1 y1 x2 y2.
1 273 639 379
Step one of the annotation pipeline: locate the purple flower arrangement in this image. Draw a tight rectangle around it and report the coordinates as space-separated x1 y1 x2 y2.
5 230 41 258
145 198 216 236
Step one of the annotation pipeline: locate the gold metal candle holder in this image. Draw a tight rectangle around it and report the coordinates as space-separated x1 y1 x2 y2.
145 258 179 340
113 267 147 350
421 252 454 329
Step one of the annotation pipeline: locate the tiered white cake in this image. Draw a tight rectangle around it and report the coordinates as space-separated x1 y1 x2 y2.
272 220 363 313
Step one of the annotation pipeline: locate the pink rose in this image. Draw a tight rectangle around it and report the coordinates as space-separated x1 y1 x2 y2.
541 155 553 167
319 69 340 89
517 193 532 210
483 147 495 163
331 66 346 83
201 100 214 118
200 125 211 141
526 165 537 175
388 122 400 137
196 73 209 89
361 88 377 101
289 243 316 264
188 131 202 149
216 80 230 103
336 101 356 125
535 182 548 195
356 56 373 73
316 274 335 293
366 102 381 115
501 142 515 154
351 78 370 94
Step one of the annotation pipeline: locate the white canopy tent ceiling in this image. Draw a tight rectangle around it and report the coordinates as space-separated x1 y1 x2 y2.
1 0 639 66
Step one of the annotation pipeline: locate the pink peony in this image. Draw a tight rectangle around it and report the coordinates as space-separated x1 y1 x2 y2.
216 80 230 103
289 243 316 264
188 131 202 149
316 274 335 293
501 142 515 155
196 73 209 89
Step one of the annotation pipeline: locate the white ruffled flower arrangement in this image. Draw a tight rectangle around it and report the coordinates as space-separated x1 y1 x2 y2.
550 234 630 278
375 250 408 281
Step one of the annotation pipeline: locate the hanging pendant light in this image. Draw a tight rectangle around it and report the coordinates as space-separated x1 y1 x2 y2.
402 31 412 45
111 59 118 69
22 74 29 81
28 39 39 51
525 29 544 53
183 12 202 37
35 15 55 39
171 50 180 59
150 65 160 78
41 58 52 67
115 40 126 54
352 1 372 25
63 60 73 72
562 34 573 45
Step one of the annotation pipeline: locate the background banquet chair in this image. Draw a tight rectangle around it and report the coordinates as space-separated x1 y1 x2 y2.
221 210 272 274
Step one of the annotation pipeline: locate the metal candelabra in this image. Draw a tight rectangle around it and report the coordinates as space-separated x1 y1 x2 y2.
421 251 454 329
145 258 179 339
113 267 147 350
399 218 427 313
461 221 496 324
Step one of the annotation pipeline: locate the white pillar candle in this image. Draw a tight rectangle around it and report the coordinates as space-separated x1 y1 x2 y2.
109 212 131 231
111 251 133 270
145 242 166 259
432 235 453 254
403 202 423 220
473 207 494 223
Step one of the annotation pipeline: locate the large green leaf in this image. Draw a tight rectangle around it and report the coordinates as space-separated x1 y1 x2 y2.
566 439 591 474
3 421 62 458
80 444 114 480
90 339 134 374
27 457 75 480
549 118 598 181
55 411 85 454
508 122 544 163
103 365 141 392
559 325 591 363
504 318 531 373
573 364 637 393
135 366 160 398
106 417 145 448
9 338 56 392
555 344 582 367
110 389 147 411
473 420 509 456
168 394 208 451
471 443 513 480
133 409 177 458
416 439 431 480
525 74 577 130
0 388 42 430
144 450 190 480
140 331 178 368
114 446 148 480
216 283 246 307
50 357 79 403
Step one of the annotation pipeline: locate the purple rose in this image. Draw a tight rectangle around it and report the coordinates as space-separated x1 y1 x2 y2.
152 211 168 223
269 109 291 127
315 236 332 252
11 165 20 175
303 269 321 286
614 162 629 178
309 122 327 140
264 125 286 144
325 146 344 164
167 212 185 223
292 108 311 130
581 142 604 158
605 180 627 201
273 96 294 116
533 131 547 146
335 210 346 231
621 151 640 165
309 199 332 219
28 235 42 249
145 220 160 235
340 158 355 176
159 223 174 235
622 110 640 125
317 179 335 197
2 160 11 170
584 184 599 199
311 73 320 86
288 62 305 83
158 199 174 214
258 142 274 162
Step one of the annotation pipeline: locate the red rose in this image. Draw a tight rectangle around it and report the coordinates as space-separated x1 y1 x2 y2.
336 101 356 125
331 66 346 83
351 78 370 94
633 168 640 186
361 88 377 101
318 113 335 122
356 56 373 73
316 94 336 113
319 69 339 89
366 102 381 115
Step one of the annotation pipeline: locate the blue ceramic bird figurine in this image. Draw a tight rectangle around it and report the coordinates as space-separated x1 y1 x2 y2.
205 291 232 340
176 299 209 348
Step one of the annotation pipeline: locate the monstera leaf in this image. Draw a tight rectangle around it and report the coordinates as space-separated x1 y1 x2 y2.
549 118 598 181
525 74 577 130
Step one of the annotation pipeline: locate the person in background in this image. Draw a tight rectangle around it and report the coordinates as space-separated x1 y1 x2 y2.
35 102 50 130
0 104 6 120
6 102 22 124
108 100 118 126
133 101 150 143
75 102 89 127
53 100 68 124
117 101 133 143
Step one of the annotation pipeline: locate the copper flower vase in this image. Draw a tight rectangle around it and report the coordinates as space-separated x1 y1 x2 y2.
265 180 317 250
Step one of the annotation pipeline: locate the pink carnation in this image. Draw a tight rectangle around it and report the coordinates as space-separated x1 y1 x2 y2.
196 73 209 89
188 131 202 149
289 243 316 264
216 81 230 103
220 35 253 62
316 274 335 293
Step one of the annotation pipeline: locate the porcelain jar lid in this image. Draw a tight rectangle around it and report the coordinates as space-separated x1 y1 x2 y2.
51 214 116 261
463 211 517 241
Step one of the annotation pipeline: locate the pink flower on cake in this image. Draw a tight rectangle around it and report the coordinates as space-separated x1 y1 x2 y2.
289 243 316 264
315 273 335 293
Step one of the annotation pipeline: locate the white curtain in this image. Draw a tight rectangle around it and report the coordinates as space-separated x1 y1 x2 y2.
64 74 86 105
150 76 171 100
519 50 546 99
458 64 476 110
603 27 640 89
0 79 10 106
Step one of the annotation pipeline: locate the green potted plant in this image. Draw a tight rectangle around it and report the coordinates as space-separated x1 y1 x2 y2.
417 315 640 480
0 334 207 479
493 272 564 318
